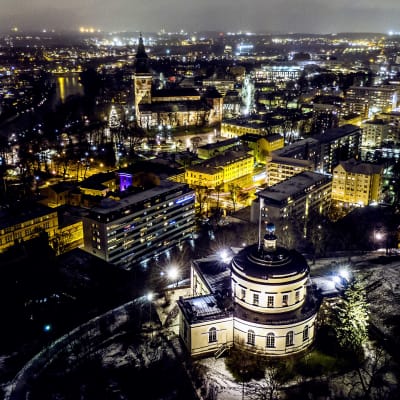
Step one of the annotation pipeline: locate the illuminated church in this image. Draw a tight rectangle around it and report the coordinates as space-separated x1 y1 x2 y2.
177 223 321 357
133 35 223 130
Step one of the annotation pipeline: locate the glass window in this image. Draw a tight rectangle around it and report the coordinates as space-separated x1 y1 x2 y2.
208 327 217 343
303 325 309 342
295 290 300 303
253 293 259 306
282 294 289 306
247 330 255 346
266 333 275 348
241 288 246 300
286 331 294 347
267 295 274 308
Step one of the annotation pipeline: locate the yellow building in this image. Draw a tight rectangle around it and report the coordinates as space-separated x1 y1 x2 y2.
185 150 254 190
332 159 383 207
0 205 59 253
178 224 320 357
221 119 268 138
241 134 284 165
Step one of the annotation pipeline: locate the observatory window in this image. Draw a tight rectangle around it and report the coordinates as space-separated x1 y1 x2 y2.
266 333 275 348
208 327 217 343
286 331 294 347
247 330 255 346
253 293 259 306
267 296 274 308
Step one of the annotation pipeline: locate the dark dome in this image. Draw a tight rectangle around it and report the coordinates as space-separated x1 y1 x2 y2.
232 244 309 279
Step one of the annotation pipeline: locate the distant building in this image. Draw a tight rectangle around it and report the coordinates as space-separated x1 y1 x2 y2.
331 159 383 207
178 223 320 357
252 171 332 227
241 133 284 165
361 119 389 148
380 111 400 144
266 155 314 187
345 85 398 118
221 118 268 138
184 150 254 191
82 180 195 269
0 204 82 255
133 35 222 130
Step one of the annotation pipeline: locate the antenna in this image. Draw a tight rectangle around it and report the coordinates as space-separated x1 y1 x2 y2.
258 197 264 250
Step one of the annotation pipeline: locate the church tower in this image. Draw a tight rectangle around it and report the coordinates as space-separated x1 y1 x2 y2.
133 34 152 121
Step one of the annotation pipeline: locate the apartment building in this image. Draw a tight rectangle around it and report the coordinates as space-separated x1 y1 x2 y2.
82 181 195 269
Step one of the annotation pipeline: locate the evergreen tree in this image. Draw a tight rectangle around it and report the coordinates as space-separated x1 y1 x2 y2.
333 280 369 355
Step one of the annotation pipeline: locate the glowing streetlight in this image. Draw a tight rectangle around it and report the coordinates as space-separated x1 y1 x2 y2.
167 266 179 287
219 249 232 264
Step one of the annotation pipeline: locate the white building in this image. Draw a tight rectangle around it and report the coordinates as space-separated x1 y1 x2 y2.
177 224 320 357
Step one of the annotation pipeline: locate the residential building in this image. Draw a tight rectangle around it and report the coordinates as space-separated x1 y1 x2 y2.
361 119 389 148
241 133 284 165
331 159 383 207
221 118 268 138
184 150 254 190
266 155 314 187
251 171 332 227
345 85 398 118
0 204 83 255
82 180 195 269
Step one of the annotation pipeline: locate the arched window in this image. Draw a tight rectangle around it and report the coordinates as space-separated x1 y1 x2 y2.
208 327 217 343
266 333 275 348
286 331 294 347
247 330 255 346
303 325 309 342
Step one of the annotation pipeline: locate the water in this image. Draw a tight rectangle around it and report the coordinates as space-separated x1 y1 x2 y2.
52 74 84 108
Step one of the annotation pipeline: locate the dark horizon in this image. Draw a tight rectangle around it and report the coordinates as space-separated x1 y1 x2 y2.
1 0 399 36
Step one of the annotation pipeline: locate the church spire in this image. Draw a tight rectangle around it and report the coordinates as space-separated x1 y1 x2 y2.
135 33 149 73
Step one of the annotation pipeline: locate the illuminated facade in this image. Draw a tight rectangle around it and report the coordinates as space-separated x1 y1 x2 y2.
241 133 284 165
184 150 254 190
252 171 332 227
345 85 398 118
133 36 222 129
361 119 389 148
221 119 268 138
0 205 82 255
0 205 58 253
266 155 314 187
82 181 195 269
331 159 383 207
178 224 320 357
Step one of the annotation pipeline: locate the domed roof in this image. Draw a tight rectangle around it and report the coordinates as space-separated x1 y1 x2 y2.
232 244 309 279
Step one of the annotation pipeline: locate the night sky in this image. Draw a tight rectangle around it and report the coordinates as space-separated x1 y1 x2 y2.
1 0 399 34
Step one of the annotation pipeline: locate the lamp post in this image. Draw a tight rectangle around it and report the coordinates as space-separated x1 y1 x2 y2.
146 292 153 338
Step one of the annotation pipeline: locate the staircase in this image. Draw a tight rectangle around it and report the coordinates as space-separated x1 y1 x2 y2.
214 343 229 359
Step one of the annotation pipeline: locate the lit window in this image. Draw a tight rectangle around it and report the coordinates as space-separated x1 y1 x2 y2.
247 330 255 346
208 327 217 343
266 333 275 348
286 331 294 346
282 294 288 306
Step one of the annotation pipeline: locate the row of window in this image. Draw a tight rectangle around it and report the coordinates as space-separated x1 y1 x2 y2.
240 290 301 307
208 326 310 347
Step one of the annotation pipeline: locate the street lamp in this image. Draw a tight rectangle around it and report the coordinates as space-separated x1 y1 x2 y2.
167 265 179 288
146 292 153 338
